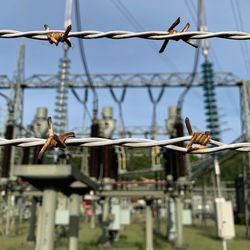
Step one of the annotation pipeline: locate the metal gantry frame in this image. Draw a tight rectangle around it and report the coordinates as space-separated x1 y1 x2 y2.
0 71 240 89
0 70 240 139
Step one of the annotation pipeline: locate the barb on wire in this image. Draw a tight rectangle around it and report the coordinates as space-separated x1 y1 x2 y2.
38 117 75 159
159 17 198 53
44 24 71 47
1 29 250 42
0 118 249 155
185 117 211 152
0 134 250 154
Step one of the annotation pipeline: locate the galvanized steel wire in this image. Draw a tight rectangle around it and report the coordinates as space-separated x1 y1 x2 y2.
2 30 250 41
1 136 250 154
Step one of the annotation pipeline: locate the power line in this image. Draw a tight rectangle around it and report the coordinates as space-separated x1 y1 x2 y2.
185 0 222 70
109 86 127 136
70 87 92 120
147 86 165 135
230 0 250 77
176 0 202 112
111 0 178 71
184 0 197 23
74 0 98 117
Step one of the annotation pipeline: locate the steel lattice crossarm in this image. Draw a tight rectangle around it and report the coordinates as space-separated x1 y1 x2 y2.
0 72 240 89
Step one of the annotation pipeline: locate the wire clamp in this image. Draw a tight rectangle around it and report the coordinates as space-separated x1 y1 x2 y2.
159 17 198 53
38 117 75 159
185 117 211 152
44 24 72 47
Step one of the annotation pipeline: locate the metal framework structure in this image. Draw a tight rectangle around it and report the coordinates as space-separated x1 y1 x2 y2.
0 72 240 89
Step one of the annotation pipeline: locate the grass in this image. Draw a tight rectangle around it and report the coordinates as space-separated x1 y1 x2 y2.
184 221 249 250
0 216 249 250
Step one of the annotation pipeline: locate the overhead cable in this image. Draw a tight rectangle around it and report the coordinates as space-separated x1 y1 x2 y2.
230 0 250 77
109 86 127 136
111 0 178 71
176 0 202 112
70 87 92 120
74 0 98 115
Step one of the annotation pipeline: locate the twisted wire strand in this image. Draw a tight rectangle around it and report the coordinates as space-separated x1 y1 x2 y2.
1 136 250 154
1 30 250 41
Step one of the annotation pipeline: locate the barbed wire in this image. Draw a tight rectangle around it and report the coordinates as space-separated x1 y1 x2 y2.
1 136 250 154
1 30 250 41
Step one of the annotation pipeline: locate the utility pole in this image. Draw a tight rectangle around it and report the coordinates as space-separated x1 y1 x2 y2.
1 44 25 178
239 80 250 237
4 73 25 237
68 193 80 250
164 107 186 249
145 199 154 250
13 43 25 130
199 0 220 141
200 2 229 250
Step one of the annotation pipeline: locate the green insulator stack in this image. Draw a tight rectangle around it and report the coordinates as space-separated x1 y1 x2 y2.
202 59 220 141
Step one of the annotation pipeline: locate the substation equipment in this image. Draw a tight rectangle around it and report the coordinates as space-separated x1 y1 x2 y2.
0 44 249 249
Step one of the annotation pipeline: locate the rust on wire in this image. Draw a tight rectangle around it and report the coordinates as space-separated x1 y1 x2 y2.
44 24 72 47
38 117 75 159
159 17 198 53
1 135 250 153
185 117 211 152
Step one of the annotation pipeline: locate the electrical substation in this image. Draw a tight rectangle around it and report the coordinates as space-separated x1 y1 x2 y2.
0 1 250 250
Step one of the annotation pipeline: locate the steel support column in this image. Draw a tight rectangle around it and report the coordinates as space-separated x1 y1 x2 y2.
37 189 57 250
68 193 80 250
145 199 154 250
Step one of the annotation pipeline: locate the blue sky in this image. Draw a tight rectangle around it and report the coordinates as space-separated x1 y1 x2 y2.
0 0 249 143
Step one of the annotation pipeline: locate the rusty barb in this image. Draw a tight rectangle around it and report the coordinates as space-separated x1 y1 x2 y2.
44 24 72 47
185 117 211 153
159 17 198 53
38 117 75 159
